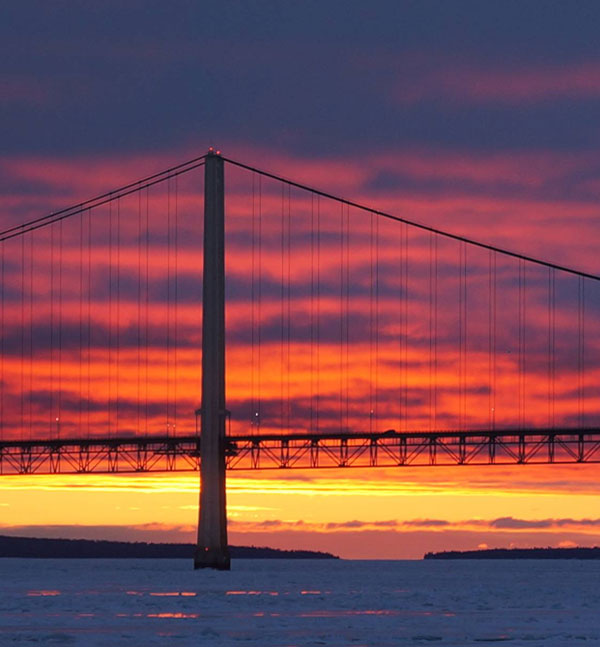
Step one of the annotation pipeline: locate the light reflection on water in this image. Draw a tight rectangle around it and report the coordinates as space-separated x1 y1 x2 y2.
226 589 279 596
113 609 449 620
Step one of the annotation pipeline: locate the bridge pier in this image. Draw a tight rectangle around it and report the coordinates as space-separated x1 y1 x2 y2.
194 150 230 571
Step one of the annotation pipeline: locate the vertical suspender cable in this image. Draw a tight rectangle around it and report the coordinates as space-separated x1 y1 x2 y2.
518 260 526 429
488 250 493 431
582 278 585 428
577 276 581 426
250 174 256 433
310 194 315 434
108 200 113 436
369 212 374 433
518 259 522 428
137 190 142 435
50 225 54 435
429 232 433 430
0 245 3 438
345 204 350 432
88 209 92 437
578 276 585 428
457 242 468 431
257 176 262 433
166 179 171 434
20 234 24 439
58 220 63 438
433 234 438 430
174 174 179 435
316 196 321 433
116 198 121 435
492 253 497 430
547 267 552 429
145 188 150 435
375 215 380 432
79 212 84 435
29 232 34 438
551 268 556 428
398 225 403 432
463 244 468 429
287 185 292 434
0 245 4 437
458 243 463 430
403 225 409 431
339 203 344 433
522 261 528 427
280 185 285 432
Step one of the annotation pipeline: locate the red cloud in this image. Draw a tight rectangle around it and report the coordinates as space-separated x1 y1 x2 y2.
1 146 600 442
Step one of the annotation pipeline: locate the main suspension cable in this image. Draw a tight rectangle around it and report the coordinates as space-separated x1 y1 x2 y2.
0 156 208 241
222 156 600 282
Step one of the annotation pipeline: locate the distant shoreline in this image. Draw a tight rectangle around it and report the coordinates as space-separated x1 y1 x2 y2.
425 547 600 560
0 535 338 560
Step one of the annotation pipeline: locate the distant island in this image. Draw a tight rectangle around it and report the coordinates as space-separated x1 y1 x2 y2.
0 535 338 560
425 547 600 560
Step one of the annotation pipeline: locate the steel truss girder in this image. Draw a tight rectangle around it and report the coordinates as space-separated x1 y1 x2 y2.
224 430 600 471
2 429 600 475
0 436 201 475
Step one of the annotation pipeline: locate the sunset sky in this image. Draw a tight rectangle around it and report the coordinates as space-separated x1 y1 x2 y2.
2 1 600 559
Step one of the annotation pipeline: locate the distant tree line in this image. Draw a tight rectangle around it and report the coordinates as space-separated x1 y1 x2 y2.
425 547 600 560
0 535 338 559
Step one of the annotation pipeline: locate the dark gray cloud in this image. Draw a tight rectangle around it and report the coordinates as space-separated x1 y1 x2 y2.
0 523 193 542
2 2 600 156
230 515 600 532
488 516 600 530
402 519 450 528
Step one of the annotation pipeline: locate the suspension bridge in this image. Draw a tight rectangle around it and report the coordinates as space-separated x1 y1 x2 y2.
1 149 599 569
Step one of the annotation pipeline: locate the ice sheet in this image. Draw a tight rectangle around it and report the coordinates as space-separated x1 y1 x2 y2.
1 558 599 645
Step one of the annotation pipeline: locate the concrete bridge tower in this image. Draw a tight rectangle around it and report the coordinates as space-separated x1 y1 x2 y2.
194 150 230 570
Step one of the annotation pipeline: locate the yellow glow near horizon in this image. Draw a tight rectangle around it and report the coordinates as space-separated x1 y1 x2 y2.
1 465 599 558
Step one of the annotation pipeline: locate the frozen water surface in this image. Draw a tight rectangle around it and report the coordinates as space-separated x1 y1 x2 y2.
1 558 599 645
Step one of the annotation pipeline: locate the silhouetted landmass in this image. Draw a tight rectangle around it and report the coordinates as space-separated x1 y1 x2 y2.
0 535 338 559
424 547 600 560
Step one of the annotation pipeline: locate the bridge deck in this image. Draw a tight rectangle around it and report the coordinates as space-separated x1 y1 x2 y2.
1 429 600 474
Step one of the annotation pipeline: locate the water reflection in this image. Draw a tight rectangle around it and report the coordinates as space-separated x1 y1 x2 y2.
226 590 278 596
147 613 200 619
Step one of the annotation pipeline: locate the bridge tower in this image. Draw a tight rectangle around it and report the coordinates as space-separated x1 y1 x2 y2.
194 150 230 570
